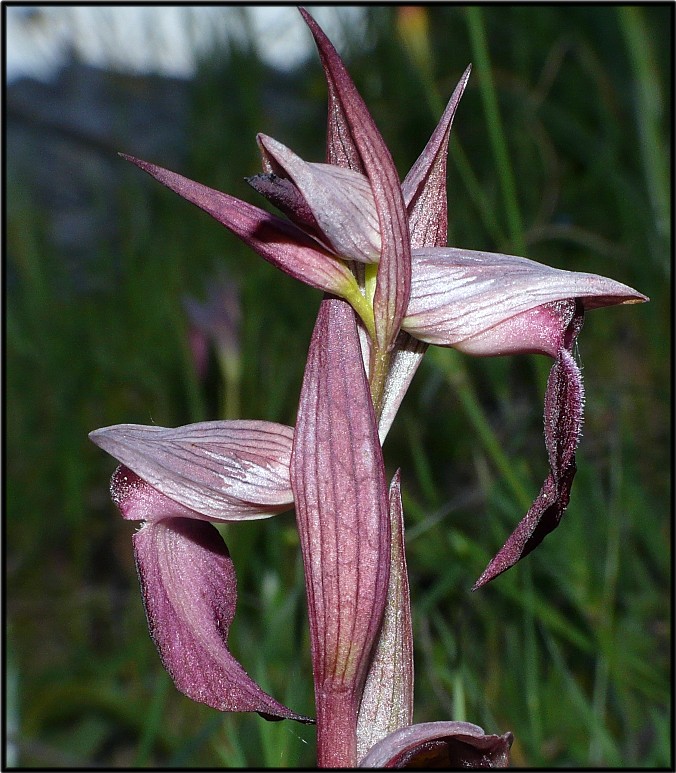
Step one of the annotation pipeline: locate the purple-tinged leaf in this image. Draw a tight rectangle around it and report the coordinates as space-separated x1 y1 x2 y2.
300 8 411 352
254 134 381 263
359 720 513 768
474 337 585 589
133 515 311 722
290 297 390 767
404 247 648 353
120 154 360 300
89 421 294 521
357 471 414 762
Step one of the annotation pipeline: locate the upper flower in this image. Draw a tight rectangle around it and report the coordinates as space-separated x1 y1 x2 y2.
118 11 646 597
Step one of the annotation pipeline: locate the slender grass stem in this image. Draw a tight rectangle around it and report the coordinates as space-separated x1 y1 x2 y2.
617 6 670 254
465 6 526 255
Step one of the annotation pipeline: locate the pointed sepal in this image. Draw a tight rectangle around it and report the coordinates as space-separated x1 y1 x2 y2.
120 153 361 300
300 8 411 352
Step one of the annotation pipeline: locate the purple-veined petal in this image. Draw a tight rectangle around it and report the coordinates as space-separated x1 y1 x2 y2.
120 154 360 300
356 471 414 762
290 297 390 767
378 74 471 439
133 515 311 722
404 247 648 353
300 8 411 352
474 320 585 589
359 720 513 768
89 420 294 521
254 134 381 263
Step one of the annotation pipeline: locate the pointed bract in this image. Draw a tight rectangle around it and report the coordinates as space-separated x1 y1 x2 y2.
379 71 471 439
356 471 414 761
89 421 294 521
290 297 390 766
402 66 471 250
120 154 360 301
300 8 411 352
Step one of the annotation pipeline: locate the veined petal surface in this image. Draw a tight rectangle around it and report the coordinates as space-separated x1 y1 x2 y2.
89 420 294 521
256 134 381 263
404 247 648 352
291 297 390 766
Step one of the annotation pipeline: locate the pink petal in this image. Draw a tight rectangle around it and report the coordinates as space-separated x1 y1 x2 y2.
300 9 411 352
359 720 513 768
255 134 381 263
120 154 359 299
290 297 390 765
356 471 414 761
133 516 311 722
404 247 648 352
89 420 294 521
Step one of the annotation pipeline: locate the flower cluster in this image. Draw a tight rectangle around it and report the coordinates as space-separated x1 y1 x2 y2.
90 9 646 767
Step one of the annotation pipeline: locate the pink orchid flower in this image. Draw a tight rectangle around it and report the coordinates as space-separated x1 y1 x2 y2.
90 8 646 768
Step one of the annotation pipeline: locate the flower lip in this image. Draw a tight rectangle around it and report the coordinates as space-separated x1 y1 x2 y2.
358 720 513 768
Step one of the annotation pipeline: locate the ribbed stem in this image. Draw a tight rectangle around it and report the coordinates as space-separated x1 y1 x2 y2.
316 687 358 767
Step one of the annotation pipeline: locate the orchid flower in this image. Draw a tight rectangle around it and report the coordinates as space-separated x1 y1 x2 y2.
88 421 311 723
90 7 647 768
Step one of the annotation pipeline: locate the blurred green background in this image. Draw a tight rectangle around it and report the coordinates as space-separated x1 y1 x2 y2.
6 5 671 768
